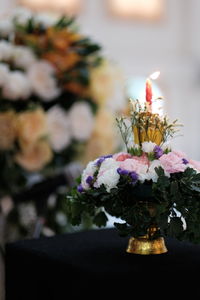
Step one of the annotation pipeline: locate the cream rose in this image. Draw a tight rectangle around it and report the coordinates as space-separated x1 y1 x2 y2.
15 141 53 172
2 71 31 100
0 18 14 36
12 46 36 70
47 105 71 152
69 102 94 141
0 40 13 61
17 108 47 146
0 63 9 86
0 111 17 150
28 61 60 101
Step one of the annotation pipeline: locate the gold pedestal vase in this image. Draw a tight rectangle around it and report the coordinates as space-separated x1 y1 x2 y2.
126 226 168 255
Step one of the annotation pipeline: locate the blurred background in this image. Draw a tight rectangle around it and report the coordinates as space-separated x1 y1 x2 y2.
1 0 200 158
3 0 200 153
1 0 200 298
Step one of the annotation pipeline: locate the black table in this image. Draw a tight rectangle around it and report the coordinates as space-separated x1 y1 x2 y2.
5 228 200 299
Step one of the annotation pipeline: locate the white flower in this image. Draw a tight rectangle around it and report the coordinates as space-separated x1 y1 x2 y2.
47 105 71 152
12 7 33 25
55 212 67 226
2 71 31 100
137 164 149 182
147 160 169 182
147 160 162 182
28 61 60 101
69 102 94 141
0 40 13 60
0 63 9 86
99 157 119 172
95 158 120 192
35 13 57 27
0 18 14 36
142 141 157 153
18 203 37 227
84 160 98 175
12 46 36 70
96 168 120 192
81 160 98 190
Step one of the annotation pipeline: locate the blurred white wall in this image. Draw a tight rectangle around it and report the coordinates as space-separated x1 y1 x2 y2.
0 0 16 13
1 0 200 159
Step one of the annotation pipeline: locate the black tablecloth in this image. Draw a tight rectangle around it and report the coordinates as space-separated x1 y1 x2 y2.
5 228 200 299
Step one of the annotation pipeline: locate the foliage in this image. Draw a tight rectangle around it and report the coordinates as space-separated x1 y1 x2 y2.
66 167 200 243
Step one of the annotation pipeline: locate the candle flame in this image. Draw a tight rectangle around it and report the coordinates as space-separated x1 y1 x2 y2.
150 71 160 80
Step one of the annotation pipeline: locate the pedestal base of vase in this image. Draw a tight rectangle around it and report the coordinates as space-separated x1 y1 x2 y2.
126 236 168 255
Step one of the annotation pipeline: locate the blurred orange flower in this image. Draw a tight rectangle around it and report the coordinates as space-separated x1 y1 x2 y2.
17 108 47 146
15 140 52 172
43 51 80 72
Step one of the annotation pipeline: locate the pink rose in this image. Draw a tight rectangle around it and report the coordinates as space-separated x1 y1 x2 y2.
189 159 200 171
119 158 148 181
172 150 187 158
113 152 132 161
159 151 186 173
132 153 149 165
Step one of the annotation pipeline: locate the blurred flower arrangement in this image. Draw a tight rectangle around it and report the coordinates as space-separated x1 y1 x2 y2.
66 88 200 254
0 8 122 241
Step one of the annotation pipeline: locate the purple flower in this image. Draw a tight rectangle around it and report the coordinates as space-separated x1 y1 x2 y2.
182 158 189 165
77 184 84 193
86 176 94 186
117 168 129 176
95 154 113 166
129 171 138 183
96 157 105 166
104 154 113 158
154 146 163 159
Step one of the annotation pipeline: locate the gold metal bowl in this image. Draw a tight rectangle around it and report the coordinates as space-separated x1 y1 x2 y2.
126 226 168 255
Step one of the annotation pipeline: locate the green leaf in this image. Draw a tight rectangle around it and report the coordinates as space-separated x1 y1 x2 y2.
93 211 108 227
54 16 75 29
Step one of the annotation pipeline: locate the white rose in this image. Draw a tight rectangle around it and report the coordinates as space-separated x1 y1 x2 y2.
142 141 157 153
0 40 13 61
99 157 119 172
96 168 120 192
3 71 31 100
28 61 60 101
47 105 71 152
69 102 94 141
147 160 169 182
84 160 98 175
0 63 9 86
81 160 98 190
0 18 14 36
12 46 36 70
137 164 149 182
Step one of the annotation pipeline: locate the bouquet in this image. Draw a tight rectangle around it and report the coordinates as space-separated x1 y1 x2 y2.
66 73 200 254
0 8 121 240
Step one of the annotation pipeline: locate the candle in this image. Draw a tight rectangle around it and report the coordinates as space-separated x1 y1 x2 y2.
146 78 152 104
145 71 160 109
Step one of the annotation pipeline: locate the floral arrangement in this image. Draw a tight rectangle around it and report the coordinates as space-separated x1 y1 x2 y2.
66 75 200 246
0 8 121 240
